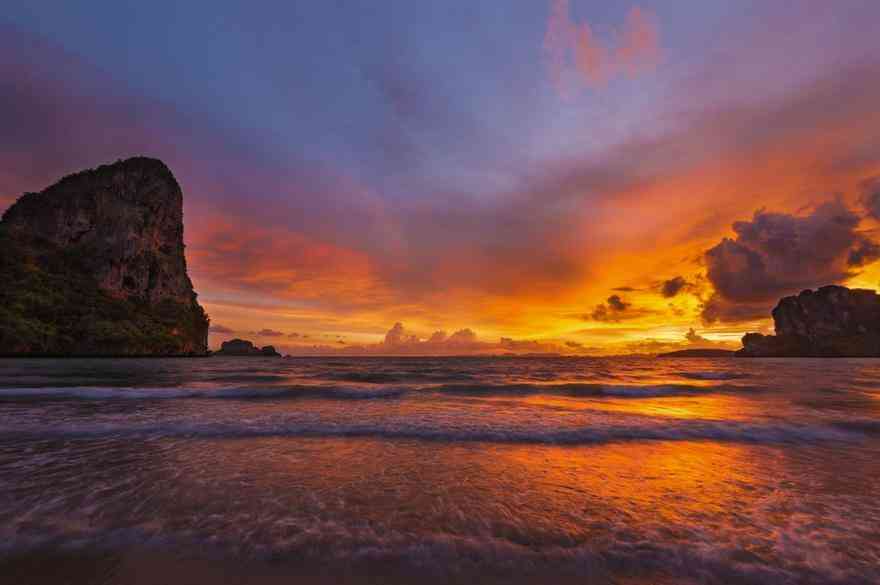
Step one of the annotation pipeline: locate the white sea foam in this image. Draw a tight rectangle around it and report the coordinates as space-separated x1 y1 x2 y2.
0 417 863 445
0 381 756 402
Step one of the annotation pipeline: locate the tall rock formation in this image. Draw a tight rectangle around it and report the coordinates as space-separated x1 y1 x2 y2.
0 157 209 355
738 286 880 357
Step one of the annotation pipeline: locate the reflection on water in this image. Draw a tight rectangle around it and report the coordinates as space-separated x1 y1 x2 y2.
523 392 767 422
0 356 879 584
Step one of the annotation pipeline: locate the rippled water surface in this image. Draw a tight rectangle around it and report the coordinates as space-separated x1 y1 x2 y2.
1 356 879 584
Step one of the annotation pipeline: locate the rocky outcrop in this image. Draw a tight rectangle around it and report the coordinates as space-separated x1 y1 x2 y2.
214 339 282 357
0 157 209 355
738 286 880 357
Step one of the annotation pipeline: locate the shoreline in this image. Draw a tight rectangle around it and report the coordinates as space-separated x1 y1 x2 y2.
0 549 661 585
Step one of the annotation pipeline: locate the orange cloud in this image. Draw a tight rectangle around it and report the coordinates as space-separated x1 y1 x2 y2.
199 63 880 348
617 7 660 76
187 214 390 311
271 321 736 357
544 1 660 96
279 322 593 356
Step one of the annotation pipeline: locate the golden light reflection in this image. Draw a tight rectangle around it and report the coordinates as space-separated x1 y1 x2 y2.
452 440 763 536
522 393 758 422
167 436 764 544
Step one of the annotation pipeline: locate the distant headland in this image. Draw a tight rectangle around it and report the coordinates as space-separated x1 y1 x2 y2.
657 349 736 358
661 286 880 358
0 157 209 356
737 286 880 357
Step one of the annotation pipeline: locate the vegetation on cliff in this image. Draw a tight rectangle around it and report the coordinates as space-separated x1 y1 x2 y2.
0 157 209 356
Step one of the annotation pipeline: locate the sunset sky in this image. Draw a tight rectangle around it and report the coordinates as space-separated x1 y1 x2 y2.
3 1 880 355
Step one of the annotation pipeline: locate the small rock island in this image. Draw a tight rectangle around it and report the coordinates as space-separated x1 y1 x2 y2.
214 339 282 357
738 286 880 357
0 157 210 356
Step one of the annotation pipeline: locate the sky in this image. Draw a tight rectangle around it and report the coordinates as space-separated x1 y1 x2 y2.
3 0 880 355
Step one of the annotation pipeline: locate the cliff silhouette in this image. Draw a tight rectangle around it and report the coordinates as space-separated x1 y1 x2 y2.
739 286 880 357
0 157 209 356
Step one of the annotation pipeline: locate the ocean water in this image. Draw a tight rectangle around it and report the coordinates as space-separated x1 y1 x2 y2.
1 356 879 584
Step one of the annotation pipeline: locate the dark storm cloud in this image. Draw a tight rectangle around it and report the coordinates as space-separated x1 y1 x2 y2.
848 239 880 267
660 276 688 298
589 295 635 322
702 200 880 322
700 297 770 325
607 295 629 311
860 177 880 221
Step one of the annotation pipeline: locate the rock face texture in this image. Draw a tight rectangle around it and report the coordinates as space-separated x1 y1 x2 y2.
738 286 880 357
214 339 282 357
0 157 209 355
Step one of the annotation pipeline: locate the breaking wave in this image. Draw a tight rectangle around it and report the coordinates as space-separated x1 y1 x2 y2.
0 418 864 445
0 381 755 402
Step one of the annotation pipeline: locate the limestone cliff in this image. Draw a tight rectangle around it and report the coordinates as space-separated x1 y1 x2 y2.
0 157 209 355
738 286 880 357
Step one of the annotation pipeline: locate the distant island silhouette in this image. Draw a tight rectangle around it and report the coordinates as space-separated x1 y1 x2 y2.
658 349 736 358
214 339 282 357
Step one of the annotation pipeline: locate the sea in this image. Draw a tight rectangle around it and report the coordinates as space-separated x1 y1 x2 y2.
0 356 878 584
